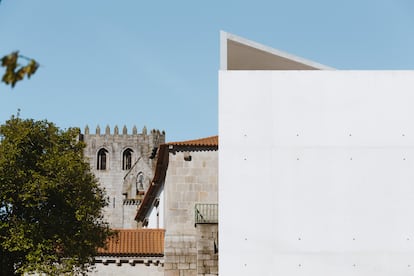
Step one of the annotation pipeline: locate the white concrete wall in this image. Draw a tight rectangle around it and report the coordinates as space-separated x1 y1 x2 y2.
219 71 414 276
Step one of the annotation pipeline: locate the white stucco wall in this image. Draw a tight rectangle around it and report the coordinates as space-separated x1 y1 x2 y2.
91 262 163 276
147 191 164 229
219 71 414 275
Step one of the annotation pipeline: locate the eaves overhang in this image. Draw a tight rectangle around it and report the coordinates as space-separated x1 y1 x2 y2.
135 136 218 223
135 144 169 223
97 229 165 257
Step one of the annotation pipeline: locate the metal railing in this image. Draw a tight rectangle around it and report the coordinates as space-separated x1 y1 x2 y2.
195 203 218 225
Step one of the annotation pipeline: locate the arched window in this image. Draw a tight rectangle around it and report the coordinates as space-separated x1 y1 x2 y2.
122 148 133 170
97 148 108 170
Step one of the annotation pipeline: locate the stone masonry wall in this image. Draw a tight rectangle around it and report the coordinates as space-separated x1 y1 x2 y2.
82 125 165 228
163 150 218 276
122 202 140 228
164 235 197 276
197 225 218 276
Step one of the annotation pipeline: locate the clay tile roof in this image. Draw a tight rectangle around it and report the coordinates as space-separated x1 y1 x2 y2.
97 229 165 257
168 135 218 147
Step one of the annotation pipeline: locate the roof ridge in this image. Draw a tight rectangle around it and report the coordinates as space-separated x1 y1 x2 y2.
167 135 218 147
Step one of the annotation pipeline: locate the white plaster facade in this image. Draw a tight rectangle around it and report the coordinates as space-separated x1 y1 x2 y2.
219 32 414 275
90 261 164 276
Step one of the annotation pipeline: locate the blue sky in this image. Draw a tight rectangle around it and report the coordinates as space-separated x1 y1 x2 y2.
1 0 413 142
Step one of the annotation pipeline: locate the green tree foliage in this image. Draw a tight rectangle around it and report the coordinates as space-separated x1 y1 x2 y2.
1 52 39 88
0 116 112 275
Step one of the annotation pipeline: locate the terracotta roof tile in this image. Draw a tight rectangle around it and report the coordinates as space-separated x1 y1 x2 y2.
97 229 164 257
167 135 218 147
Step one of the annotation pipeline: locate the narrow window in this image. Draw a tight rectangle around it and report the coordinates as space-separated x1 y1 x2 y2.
136 172 144 192
97 148 108 170
122 148 133 170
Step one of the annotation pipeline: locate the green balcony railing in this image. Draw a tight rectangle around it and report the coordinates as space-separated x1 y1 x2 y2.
195 203 218 225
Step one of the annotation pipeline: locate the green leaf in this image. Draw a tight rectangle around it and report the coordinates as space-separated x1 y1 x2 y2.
1 52 39 88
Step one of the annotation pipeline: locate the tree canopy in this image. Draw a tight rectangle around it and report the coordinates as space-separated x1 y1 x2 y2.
0 116 111 275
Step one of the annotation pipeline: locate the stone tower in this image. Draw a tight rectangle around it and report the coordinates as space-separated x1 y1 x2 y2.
81 125 165 228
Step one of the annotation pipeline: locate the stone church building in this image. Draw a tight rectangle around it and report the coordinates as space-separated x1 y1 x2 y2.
80 125 218 276
81 125 165 229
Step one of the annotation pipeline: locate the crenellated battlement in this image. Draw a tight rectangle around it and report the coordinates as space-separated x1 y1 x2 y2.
83 125 165 137
81 124 165 229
